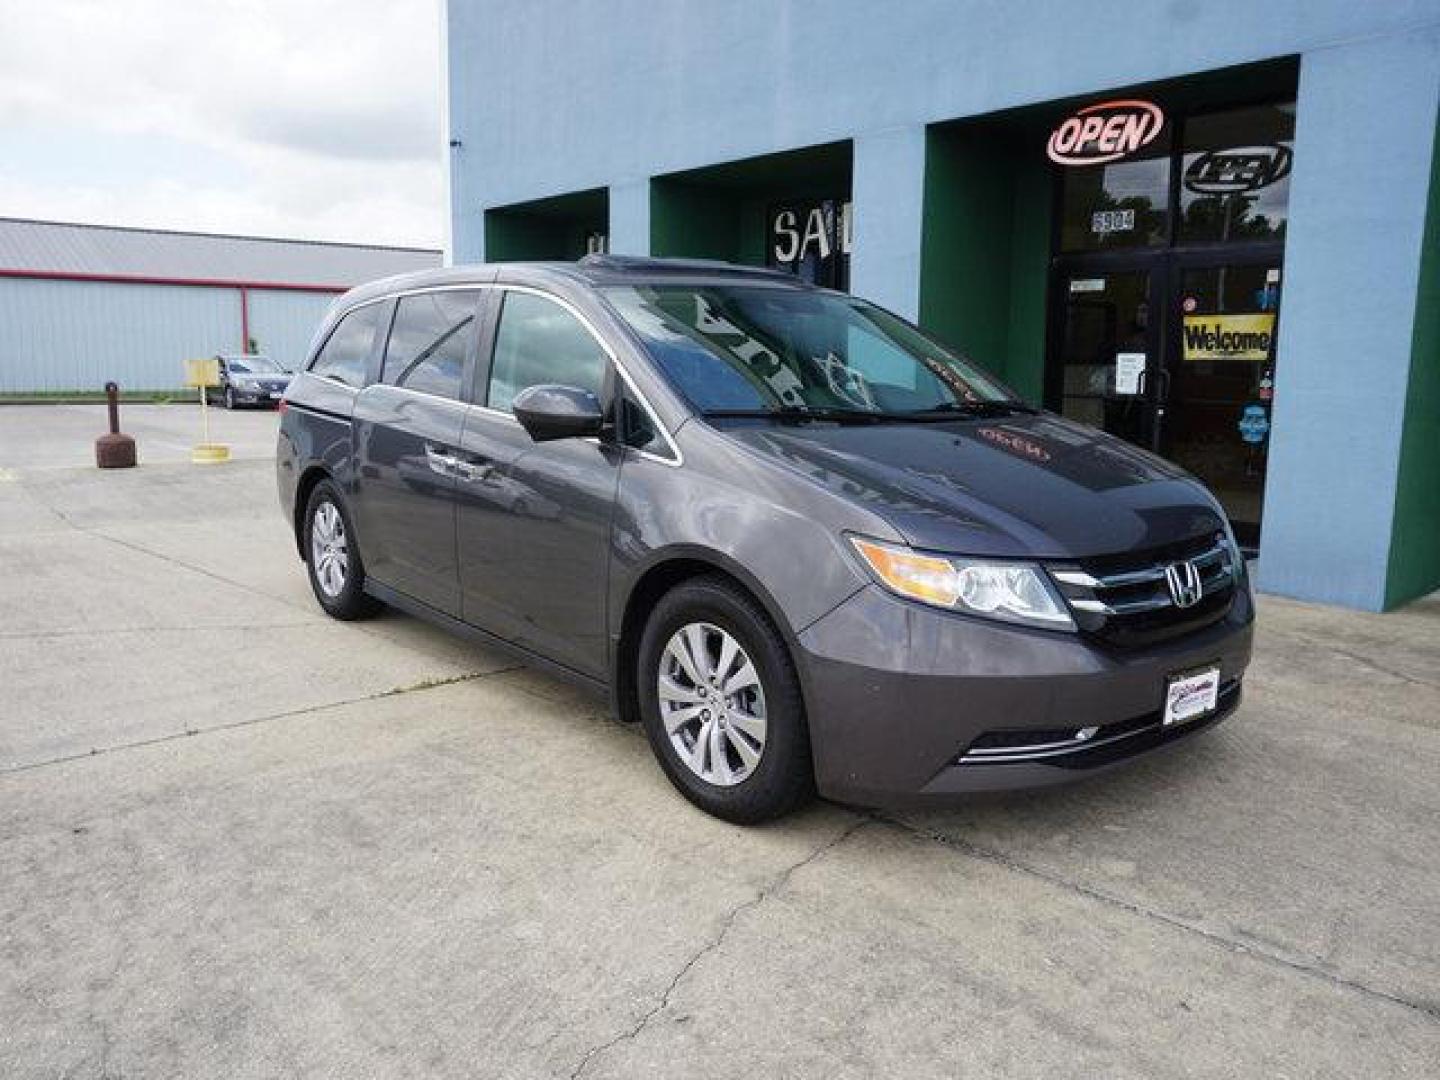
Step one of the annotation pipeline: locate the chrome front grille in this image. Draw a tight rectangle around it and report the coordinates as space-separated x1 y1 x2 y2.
1046 533 1239 647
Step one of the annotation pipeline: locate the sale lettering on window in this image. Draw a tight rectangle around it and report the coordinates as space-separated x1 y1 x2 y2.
768 199 851 290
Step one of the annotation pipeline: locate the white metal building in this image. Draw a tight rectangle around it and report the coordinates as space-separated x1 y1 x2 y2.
0 218 440 393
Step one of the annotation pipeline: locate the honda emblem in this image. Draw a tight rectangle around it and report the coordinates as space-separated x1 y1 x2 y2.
1164 561 1204 608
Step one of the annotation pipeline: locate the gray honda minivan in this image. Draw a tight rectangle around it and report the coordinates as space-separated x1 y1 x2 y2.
276 256 1253 823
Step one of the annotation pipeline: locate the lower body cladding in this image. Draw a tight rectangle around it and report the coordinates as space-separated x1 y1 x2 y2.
795 584 1254 806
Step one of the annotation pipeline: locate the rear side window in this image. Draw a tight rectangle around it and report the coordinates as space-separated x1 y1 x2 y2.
381 290 479 400
486 291 607 412
310 303 384 388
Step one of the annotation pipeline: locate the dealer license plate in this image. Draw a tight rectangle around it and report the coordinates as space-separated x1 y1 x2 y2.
1163 667 1220 727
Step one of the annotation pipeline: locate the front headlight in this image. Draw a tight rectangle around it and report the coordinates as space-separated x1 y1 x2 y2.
1219 518 1250 593
850 536 1075 631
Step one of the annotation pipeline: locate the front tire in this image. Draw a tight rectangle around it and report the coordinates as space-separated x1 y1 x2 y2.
224 386 236 410
302 481 380 620
638 576 814 823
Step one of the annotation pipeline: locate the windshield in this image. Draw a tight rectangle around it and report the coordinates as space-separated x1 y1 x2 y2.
603 284 1018 416
227 356 282 374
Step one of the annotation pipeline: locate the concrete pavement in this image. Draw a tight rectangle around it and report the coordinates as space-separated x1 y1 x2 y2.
1 409 1436 1078
0 402 281 470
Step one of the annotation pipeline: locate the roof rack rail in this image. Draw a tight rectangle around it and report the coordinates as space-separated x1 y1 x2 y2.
577 254 800 282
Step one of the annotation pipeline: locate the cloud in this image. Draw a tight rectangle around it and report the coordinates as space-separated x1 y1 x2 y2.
0 0 446 248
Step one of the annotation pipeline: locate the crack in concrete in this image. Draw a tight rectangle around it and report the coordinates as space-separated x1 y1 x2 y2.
1262 625 1440 691
0 620 321 640
568 815 869 1079
0 667 521 778
33 499 504 668
872 812 1440 1023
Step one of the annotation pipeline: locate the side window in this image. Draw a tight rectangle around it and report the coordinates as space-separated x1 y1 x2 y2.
486 291 607 412
310 303 384 388
381 290 478 400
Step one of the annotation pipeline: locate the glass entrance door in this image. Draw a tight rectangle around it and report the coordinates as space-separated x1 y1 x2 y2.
1164 259 1281 548
1053 268 1161 450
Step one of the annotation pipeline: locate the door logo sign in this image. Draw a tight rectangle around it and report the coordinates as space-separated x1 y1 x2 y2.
1047 100 1165 166
1182 312 1276 362
1184 144 1293 194
1238 404 1271 445
1164 560 1204 609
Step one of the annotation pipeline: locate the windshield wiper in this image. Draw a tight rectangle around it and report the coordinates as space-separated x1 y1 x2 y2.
902 400 1040 419
700 406 889 424
701 401 1039 424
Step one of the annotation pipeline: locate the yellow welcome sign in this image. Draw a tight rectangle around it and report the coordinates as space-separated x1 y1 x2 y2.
1182 312 1276 362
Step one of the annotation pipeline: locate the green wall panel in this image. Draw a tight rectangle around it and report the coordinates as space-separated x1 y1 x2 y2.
1005 162 1053 403
919 124 1051 402
485 188 607 261
650 182 742 261
1385 102 1440 608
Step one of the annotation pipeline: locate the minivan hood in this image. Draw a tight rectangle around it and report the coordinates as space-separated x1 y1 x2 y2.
719 412 1227 559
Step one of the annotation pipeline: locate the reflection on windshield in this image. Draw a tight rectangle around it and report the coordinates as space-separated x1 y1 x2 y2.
227 356 282 374
604 284 1017 416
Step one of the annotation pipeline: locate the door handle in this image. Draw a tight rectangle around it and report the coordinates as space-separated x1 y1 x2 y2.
1153 366 1172 403
426 444 496 483
454 459 496 483
424 444 459 477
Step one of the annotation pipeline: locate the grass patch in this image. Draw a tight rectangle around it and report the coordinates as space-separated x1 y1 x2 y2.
0 390 200 405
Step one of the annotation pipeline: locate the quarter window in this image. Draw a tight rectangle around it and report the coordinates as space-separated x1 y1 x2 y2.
487 291 607 412
619 385 659 452
310 303 384 388
381 290 479 400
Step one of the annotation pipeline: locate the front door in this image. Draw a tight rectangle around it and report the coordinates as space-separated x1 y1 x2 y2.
1051 264 1163 450
456 288 620 680
1048 254 1281 549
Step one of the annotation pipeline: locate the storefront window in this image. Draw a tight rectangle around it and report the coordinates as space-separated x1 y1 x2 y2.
767 199 851 290
1180 103 1295 243
1058 150 1170 252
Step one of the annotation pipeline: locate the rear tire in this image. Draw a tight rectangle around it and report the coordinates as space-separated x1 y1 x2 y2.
637 576 814 823
302 480 380 621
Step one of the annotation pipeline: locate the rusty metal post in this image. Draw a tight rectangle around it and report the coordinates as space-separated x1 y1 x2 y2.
95 381 137 469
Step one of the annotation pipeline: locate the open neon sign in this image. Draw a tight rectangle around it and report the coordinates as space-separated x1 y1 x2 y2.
1047 99 1165 166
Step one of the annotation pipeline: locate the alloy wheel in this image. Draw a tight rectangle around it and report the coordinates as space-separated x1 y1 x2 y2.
310 501 349 598
658 622 767 786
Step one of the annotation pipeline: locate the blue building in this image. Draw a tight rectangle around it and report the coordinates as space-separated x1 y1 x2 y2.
444 1 1440 612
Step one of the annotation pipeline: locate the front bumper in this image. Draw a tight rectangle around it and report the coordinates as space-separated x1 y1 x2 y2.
795 583 1254 806
232 386 286 405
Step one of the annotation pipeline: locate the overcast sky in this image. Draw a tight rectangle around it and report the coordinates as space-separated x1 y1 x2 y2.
0 0 446 249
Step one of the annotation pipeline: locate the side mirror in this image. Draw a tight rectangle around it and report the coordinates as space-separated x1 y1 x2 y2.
512 384 605 442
